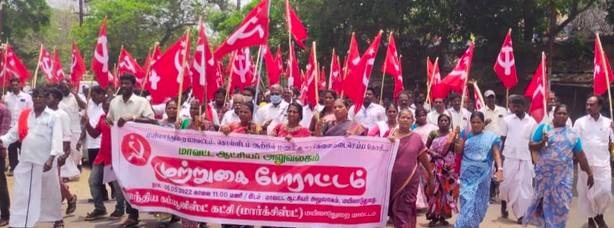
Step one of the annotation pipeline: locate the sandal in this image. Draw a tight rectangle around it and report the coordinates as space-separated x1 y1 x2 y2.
85 210 107 221
53 220 65 228
119 217 140 228
66 194 77 215
0 218 8 227
428 220 439 227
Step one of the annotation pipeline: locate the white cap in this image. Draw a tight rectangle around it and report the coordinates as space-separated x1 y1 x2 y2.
484 90 496 98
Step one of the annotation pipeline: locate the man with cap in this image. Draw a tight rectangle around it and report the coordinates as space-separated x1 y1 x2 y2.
480 90 508 136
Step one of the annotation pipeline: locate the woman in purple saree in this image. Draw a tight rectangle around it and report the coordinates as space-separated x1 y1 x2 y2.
388 109 435 228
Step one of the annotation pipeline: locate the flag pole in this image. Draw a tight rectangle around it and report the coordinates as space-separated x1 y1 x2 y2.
199 16 206 132
459 40 474 129
340 32 355 98
425 57 439 107
379 32 392 104
139 47 152 96
32 44 43 89
328 49 334 90
505 89 509 109
313 41 320 120
113 63 119 96
597 33 614 119
176 29 191 125
252 0 272 118
223 50 238 110
2 43 8 94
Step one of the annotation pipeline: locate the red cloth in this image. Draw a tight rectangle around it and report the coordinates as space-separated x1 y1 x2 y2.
18 109 32 142
94 114 111 166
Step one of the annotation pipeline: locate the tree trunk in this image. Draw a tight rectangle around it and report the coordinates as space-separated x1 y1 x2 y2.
522 0 535 43
548 1 555 77
236 0 241 11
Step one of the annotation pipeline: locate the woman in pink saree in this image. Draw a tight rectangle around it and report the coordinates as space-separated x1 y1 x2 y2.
368 103 398 137
314 98 365 137
388 109 435 228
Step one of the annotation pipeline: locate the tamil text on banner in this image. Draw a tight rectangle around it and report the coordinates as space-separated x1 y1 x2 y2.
111 123 397 227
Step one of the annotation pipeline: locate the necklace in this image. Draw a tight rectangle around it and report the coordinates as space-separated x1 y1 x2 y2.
285 124 302 133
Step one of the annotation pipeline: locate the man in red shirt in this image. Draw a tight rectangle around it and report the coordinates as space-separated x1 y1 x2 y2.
83 96 113 221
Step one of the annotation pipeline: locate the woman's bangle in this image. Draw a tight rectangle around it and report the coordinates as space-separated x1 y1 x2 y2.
587 172 593 177
497 167 504 171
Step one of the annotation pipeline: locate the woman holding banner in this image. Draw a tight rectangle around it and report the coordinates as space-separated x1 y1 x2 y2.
425 113 459 226
221 101 265 135
270 103 310 139
367 103 398 137
308 90 337 132
388 109 435 228
523 105 594 228
314 98 365 137
453 112 504 228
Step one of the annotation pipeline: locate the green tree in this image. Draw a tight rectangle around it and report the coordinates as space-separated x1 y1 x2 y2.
1 0 52 42
71 0 215 69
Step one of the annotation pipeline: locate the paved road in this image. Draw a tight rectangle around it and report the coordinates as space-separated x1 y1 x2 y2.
9 167 612 228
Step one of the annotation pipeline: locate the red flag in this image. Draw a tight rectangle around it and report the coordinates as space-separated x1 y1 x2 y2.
147 34 191 104
118 48 145 87
525 53 548 123
348 33 360 70
440 42 474 94
473 83 485 110
228 48 254 91
494 29 518 89
594 34 613 95
298 70 308 104
91 18 112 88
329 49 342 93
214 0 269 59
344 31 382 114
274 46 284 77
285 0 308 49
191 20 219 104
52 49 66 83
305 44 318 106
37 45 54 82
2 45 31 86
382 33 401 77
70 42 86 88
286 42 300 88
262 43 280 86
427 57 442 101
152 44 162 62
319 66 326 89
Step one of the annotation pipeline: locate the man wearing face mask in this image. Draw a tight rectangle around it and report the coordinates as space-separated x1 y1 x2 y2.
255 84 288 134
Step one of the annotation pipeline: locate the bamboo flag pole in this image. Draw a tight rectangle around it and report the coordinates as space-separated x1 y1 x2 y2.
139 47 153 96
32 44 43 89
2 42 9 95
458 39 474 129
505 89 509 109
313 42 320 120
379 32 392 104
328 48 335 90
597 33 614 119
176 29 191 125
425 57 439 106
113 63 119 96
223 50 238 109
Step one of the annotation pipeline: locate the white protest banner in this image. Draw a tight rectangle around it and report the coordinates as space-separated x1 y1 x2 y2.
112 123 397 227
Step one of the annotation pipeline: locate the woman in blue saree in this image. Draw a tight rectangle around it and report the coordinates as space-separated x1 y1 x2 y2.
454 112 504 228
523 104 594 228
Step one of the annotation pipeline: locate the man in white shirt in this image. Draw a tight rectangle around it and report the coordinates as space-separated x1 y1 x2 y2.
221 95 244 126
0 87 64 228
58 79 87 180
498 95 537 224
574 95 613 228
480 90 508 136
349 87 386 129
427 97 448 126
255 84 288 134
4 78 33 175
106 73 156 227
447 93 471 130
397 92 415 115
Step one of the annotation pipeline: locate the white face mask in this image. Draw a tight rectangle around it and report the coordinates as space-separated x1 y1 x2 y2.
270 95 282 104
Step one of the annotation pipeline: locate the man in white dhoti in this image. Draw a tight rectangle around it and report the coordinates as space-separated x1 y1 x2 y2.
498 95 536 224
0 87 64 228
574 95 613 228
58 79 87 181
